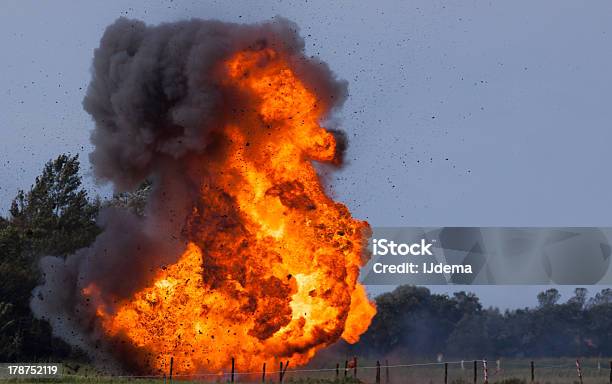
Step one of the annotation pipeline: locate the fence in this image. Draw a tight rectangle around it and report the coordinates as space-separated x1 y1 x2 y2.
60 357 612 383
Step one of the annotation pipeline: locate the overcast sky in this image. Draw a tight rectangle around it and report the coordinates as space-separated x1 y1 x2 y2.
2 0 612 308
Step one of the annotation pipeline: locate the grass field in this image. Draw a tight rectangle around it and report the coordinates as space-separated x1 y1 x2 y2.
3 358 610 384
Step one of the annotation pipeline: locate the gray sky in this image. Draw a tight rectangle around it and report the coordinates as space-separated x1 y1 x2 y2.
2 1 612 308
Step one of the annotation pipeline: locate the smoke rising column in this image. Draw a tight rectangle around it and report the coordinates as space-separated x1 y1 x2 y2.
31 17 375 374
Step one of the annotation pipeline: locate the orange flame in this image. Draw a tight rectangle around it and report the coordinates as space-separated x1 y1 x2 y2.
83 48 375 374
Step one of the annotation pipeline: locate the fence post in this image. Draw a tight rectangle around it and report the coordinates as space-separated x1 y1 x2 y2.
385 360 390 384
530 361 534 383
262 362 266 383
344 360 348 379
599 359 602 373
444 362 448 384
231 357 235 383
169 357 174 384
483 359 488 384
473 360 477 384
278 360 289 383
576 360 583 384
336 363 339 381
376 361 381 384
353 357 358 379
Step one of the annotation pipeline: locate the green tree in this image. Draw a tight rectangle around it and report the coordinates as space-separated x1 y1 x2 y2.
536 288 561 308
9 154 100 256
106 179 151 216
0 154 100 361
588 288 612 306
568 287 588 309
355 286 482 358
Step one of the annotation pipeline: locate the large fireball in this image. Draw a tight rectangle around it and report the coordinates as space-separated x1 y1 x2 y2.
81 47 375 374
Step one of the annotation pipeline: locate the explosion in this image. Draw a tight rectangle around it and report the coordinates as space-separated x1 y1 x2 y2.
32 17 375 375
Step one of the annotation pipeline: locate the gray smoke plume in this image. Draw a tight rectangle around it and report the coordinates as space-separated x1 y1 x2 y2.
30 16 348 372
83 16 346 191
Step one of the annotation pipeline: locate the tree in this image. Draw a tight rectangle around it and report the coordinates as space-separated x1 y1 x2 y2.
568 288 588 308
9 154 100 257
537 288 561 308
446 313 488 357
588 288 612 306
353 285 612 358
106 179 151 216
0 154 100 361
355 286 483 358
453 291 482 314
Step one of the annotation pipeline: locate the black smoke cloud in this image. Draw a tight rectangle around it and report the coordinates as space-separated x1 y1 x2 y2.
31 16 348 371
83 16 347 190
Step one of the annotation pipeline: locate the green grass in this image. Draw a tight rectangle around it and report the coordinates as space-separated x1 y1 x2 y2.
4 358 610 384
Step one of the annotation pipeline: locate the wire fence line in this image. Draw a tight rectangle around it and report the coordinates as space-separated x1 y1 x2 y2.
57 359 482 380
54 358 612 383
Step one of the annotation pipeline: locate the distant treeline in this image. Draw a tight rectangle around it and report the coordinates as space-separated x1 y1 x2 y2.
1 155 611 362
351 285 612 359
